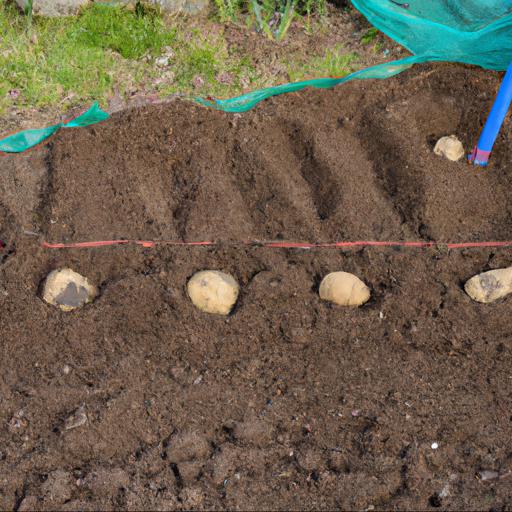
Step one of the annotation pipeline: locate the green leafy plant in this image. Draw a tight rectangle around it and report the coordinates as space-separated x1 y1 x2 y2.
303 0 326 31
315 47 358 77
25 0 33 25
361 27 379 44
214 0 240 21
249 0 297 40
288 46 358 81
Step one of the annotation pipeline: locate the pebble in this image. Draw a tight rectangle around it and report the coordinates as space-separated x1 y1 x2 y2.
192 75 205 89
434 135 465 161
155 56 170 67
64 405 87 431
477 470 499 481
42 268 98 311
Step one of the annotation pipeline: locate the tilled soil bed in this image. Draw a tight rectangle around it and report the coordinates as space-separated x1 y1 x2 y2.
1 63 512 511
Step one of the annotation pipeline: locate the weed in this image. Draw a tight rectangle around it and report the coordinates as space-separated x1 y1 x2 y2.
288 46 358 81
304 0 326 33
214 0 240 22
361 27 379 44
161 33 256 97
248 0 298 40
25 0 33 25
214 0 326 39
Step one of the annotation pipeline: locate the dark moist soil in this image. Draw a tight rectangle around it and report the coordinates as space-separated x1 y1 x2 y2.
1 63 512 511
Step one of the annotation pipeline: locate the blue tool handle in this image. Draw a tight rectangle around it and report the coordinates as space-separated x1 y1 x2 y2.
470 61 512 166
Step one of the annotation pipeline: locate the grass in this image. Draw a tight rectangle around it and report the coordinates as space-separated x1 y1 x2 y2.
248 0 297 41
0 1 256 113
361 27 378 45
243 0 326 40
70 3 177 59
0 2 117 112
161 31 257 97
0 0 364 116
288 46 358 81
214 0 241 22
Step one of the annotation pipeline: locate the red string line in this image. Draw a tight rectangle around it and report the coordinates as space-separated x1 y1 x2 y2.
38 239 512 250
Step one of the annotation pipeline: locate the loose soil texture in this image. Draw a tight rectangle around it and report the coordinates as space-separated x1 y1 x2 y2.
1 63 512 511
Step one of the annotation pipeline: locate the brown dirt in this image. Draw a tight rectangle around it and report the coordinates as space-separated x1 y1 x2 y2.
1 63 512 511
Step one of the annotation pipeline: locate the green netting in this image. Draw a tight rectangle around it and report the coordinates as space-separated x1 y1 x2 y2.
352 0 512 70
0 103 109 153
204 0 512 112
2 0 512 151
197 55 425 112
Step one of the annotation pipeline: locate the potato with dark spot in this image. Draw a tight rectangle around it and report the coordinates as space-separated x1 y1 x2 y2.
465 267 512 303
434 135 465 161
42 268 98 311
187 270 239 315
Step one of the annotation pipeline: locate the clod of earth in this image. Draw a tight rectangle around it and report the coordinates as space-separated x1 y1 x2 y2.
434 135 465 162
42 268 98 311
464 267 512 303
319 272 370 307
187 270 239 315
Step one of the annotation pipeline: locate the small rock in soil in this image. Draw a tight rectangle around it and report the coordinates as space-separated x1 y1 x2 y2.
192 75 205 89
64 405 87 431
42 268 98 311
464 267 512 303
319 272 370 307
187 270 239 315
155 56 170 67
8 410 28 432
434 135 465 161
477 469 499 481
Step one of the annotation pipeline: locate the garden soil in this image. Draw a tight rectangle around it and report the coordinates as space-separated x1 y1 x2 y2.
1 63 512 511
